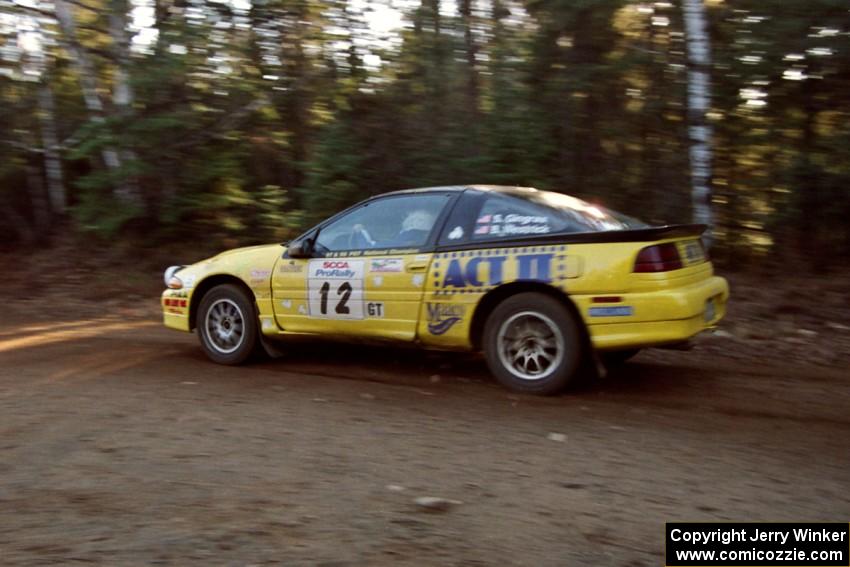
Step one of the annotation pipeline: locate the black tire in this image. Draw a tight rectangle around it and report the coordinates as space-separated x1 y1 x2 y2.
482 292 583 395
197 284 259 365
600 348 641 368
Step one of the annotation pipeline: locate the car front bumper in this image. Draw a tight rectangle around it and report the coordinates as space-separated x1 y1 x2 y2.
162 290 191 332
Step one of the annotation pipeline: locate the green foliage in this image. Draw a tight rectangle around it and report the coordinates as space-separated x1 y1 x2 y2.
1 0 848 264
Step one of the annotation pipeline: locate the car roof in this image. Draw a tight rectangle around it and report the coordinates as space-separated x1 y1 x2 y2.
378 185 541 198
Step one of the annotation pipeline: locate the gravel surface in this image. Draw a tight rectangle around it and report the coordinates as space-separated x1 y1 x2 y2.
1 302 848 566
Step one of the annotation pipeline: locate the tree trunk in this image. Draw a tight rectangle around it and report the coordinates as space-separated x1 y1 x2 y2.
460 0 481 117
682 0 714 246
108 1 142 206
26 161 50 237
37 83 66 215
53 0 141 207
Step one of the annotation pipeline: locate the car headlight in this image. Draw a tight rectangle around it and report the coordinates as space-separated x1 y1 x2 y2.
164 265 185 289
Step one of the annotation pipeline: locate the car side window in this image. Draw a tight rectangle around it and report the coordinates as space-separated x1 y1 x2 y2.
315 194 450 253
469 194 571 240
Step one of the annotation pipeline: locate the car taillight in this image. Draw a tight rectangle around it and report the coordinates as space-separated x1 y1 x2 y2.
633 243 683 272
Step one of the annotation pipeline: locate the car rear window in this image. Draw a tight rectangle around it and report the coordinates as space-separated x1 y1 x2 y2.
469 192 645 241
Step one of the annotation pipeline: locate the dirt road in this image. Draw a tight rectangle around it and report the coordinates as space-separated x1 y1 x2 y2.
1 313 848 566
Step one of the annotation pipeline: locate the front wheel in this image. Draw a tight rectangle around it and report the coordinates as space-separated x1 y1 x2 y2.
197 284 259 365
483 293 583 395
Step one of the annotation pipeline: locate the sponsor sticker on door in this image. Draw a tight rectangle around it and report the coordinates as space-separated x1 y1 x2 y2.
370 258 404 273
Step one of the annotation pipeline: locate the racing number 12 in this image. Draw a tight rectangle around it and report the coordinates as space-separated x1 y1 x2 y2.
318 281 352 315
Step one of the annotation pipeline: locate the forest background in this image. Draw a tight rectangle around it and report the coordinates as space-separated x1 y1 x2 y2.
1 0 848 272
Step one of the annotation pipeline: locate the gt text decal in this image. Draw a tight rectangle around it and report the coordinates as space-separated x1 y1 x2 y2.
366 302 384 318
308 260 365 319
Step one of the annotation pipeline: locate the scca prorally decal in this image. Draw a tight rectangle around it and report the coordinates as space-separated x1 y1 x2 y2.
311 260 361 279
588 306 634 317
427 303 466 335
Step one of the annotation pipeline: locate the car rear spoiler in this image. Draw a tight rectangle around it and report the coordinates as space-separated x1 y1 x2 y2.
436 224 708 252
584 223 708 243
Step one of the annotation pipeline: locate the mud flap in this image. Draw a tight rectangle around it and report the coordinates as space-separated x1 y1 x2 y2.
591 350 608 380
259 334 285 359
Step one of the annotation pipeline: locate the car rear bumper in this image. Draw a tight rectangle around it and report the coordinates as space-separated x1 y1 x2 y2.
579 275 729 351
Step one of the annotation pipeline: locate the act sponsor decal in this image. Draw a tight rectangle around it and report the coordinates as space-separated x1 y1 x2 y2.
440 253 553 288
588 306 633 317
426 303 466 335
431 246 572 295
370 258 404 273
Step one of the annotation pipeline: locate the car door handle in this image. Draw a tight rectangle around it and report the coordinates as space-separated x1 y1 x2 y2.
406 262 429 273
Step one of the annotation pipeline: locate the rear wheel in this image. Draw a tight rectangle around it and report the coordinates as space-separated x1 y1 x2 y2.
197 284 259 365
483 293 583 395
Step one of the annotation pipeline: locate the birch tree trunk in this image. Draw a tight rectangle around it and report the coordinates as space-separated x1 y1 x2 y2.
26 161 50 235
37 83 66 214
108 1 142 206
682 0 713 246
53 0 141 207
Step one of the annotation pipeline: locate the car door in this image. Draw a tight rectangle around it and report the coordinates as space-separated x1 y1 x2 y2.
271 192 456 342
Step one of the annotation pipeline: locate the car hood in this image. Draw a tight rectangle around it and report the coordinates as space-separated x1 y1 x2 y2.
208 244 283 261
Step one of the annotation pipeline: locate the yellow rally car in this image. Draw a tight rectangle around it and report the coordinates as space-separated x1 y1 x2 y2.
162 185 729 394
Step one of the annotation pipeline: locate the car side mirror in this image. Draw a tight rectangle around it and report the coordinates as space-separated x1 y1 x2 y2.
287 240 312 258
